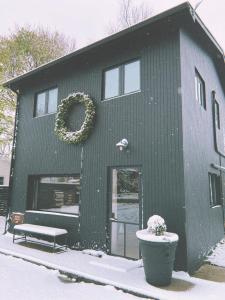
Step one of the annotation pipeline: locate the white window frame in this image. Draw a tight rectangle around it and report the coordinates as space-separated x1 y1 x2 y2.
34 87 58 117
195 69 206 109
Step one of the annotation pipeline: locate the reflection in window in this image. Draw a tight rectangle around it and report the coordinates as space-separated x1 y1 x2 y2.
112 168 139 223
48 88 58 114
104 67 119 99
195 69 206 109
35 87 58 117
29 176 80 214
214 101 220 130
36 92 46 116
124 60 140 94
209 173 221 207
103 59 140 100
111 167 140 259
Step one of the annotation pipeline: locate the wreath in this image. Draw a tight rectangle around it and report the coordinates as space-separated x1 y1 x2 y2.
55 92 95 144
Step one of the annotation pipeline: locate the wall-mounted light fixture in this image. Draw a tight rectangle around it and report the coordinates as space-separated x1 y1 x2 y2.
116 138 128 151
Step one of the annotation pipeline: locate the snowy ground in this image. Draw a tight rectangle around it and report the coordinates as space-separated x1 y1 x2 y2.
1 216 225 300
207 238 225 267
0 216 148 300
0 254 144 300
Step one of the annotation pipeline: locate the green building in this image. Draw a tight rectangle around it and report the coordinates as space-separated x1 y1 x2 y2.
4 2 225 273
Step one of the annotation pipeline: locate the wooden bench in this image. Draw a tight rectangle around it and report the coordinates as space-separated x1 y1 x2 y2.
13 224 68 252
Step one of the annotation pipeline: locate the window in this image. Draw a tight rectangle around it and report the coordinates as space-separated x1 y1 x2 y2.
103 60 140 99
28 175 80 214
195 69 206 109
104 67 120 99
34 87 58 117
214 100 220 130
110 167 140 258
209 173 221 207
0 177 4 185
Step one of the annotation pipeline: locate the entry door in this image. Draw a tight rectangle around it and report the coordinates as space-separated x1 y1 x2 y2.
109 167 142 259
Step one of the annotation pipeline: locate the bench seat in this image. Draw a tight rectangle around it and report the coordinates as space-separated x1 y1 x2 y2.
13 223 68 252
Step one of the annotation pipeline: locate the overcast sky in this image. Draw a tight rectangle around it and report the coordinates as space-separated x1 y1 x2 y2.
0 0 224 51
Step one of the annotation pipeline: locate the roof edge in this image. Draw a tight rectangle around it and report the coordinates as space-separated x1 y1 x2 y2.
3 1 224 89
3 2 191 89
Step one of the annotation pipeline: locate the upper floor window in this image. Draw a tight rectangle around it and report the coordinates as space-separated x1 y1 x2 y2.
214 100 220 130
103 60 140 100
34 87 58 117
195 69 206 109
209 173 221 207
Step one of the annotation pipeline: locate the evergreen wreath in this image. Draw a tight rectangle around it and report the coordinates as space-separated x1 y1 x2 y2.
55 92 95 144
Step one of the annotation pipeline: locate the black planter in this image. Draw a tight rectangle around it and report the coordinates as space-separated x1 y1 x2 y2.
138 237 178 286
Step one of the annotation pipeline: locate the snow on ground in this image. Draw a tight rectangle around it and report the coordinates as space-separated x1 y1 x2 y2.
207 238 225 267
0 253 143 300
1 216 225 300
0 215 5 234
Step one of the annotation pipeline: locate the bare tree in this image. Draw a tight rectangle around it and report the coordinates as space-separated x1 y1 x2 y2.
0 26 76 157
107 0 153 34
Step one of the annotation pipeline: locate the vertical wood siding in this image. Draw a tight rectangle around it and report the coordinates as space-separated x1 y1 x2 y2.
10 28 186 269
180 28 224 273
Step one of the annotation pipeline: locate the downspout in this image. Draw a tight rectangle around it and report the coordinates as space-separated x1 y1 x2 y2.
4 87 21 234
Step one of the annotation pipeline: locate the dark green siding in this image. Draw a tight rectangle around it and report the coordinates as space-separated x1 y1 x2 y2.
11 28 186 268
180 28 224 273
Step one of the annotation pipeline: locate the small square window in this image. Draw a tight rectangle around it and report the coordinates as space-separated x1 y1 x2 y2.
34 87 58 117
209 173 221 207
195 69 206 109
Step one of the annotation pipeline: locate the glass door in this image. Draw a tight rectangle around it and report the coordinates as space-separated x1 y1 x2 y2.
109 167 141 259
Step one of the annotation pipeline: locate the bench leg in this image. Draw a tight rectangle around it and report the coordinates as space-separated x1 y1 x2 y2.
65 234 68 250
53 236 56 252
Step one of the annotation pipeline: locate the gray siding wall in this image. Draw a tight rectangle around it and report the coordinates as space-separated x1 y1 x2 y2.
11 29 186 268
180 28 224 273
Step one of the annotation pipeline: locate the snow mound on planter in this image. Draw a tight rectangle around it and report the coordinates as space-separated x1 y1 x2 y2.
147 215 167 235
136 229 178 242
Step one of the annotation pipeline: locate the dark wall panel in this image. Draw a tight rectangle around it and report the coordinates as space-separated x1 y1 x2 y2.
0 186 8 216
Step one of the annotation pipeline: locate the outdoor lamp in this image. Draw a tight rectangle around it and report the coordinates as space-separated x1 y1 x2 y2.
116 138 128 151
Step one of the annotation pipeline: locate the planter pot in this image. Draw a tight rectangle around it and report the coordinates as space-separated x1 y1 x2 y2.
136 230 178 286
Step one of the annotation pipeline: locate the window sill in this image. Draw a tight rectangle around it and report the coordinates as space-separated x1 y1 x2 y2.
33 112 56 119
210 205 222 209
26 210 79 218
102 90 141 102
